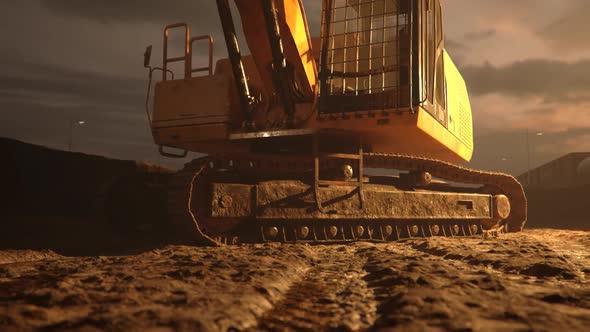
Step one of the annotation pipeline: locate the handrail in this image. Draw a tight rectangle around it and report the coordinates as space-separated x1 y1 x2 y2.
190 35 214 77
163 23 191 80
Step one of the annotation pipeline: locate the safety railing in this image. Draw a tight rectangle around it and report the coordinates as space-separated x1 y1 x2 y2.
190 35 214 77
163 23 191 81
153 24 214 159
163 23 214 80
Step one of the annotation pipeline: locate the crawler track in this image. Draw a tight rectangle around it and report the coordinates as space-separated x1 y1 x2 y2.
167 153 526 245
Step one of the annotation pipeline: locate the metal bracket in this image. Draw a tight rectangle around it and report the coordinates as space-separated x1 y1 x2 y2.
313 133 365 214
159 145 188 159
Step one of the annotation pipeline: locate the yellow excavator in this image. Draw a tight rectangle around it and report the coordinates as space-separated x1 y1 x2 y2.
143 0 526 245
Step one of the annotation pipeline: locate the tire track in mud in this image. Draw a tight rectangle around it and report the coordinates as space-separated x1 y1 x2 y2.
247 237 590 332
407 233 587 280
361 240 590 331
2 232 590 331
525 230 590 280
248 245 378 332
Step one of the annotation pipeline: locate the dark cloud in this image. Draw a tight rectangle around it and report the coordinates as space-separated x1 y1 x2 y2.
41 0 215 25
39 0 323 61
0 57 172 164
464 29 496 42
40 0 322 33
462 59 590 101
538 0 590 53
444 38 468 65
39 0 242 63
445 38 468 52
0 58 144 110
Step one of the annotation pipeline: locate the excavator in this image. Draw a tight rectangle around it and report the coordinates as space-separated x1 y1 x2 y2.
142 0 526 245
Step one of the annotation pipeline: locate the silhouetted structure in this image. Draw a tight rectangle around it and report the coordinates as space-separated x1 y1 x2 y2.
518 153 590 189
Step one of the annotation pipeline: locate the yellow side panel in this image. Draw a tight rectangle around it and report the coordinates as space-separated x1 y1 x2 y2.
153 75 231 124
415 52 474 163
416 107 473 162
444 51 474 158
152 75 231 147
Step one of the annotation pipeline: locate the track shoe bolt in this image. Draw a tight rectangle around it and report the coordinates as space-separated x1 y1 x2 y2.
328 226 338 238
355 225 365 237
267 227 279 239
452 224 460 235
384 225 394 237
299 226 310 239
410 225 419 236
432 225 440 235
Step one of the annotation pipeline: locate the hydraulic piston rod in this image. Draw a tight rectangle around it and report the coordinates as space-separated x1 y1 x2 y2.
216 0 257 127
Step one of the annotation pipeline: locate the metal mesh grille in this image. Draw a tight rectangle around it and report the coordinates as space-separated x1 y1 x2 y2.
320 0 411 113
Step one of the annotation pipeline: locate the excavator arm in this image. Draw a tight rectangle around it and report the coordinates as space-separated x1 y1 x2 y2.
217 0 318 126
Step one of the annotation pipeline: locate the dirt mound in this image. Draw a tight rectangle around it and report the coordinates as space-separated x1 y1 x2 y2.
1 137 173 217
0 250 63 265
0 138 174 254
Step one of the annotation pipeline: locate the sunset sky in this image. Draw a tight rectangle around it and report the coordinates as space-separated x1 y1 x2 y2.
1 0 589 175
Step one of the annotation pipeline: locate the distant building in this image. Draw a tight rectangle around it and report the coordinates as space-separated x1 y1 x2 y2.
518 153 590 189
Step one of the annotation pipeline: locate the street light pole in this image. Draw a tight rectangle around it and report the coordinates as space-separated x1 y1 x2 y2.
68 120 85 152
526 128 530 186
525 129 543 187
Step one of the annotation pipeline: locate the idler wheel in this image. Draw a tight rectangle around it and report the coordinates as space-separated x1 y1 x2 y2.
341 164 354 180
492 195 511 220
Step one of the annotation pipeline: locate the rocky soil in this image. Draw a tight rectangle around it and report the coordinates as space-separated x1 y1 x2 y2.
0 229 589 332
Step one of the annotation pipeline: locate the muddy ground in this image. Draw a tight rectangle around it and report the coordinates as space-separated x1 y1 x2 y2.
0 229 589 332
2 138 589 331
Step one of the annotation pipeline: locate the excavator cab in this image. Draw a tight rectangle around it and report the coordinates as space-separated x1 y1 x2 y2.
317 0 473 163
319 0 412 113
